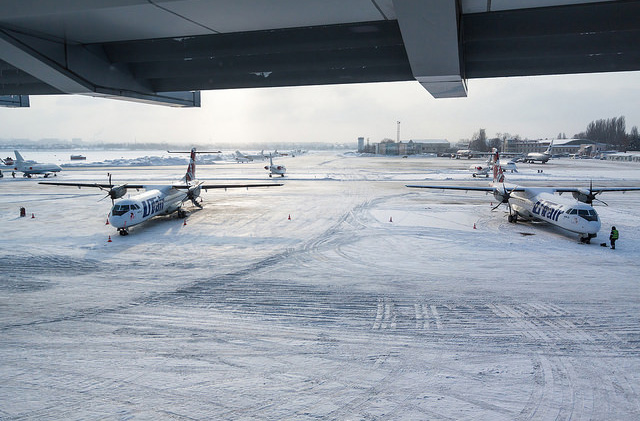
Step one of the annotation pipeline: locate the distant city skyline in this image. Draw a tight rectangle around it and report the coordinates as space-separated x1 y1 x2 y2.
1 71 640 146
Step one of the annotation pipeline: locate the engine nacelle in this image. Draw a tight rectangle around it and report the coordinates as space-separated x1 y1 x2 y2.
109 185 127 200
189 185 202 198
572 189 591 204
493 190 508 203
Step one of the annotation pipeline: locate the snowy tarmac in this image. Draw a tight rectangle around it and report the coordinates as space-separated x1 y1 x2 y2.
1 152 640 419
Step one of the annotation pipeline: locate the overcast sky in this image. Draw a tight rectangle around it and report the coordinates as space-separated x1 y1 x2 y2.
2 71 640 146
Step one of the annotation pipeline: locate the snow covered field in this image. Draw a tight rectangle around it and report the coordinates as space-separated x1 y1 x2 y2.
1 151 640 419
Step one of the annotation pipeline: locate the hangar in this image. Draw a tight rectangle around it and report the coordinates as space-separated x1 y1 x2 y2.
1 0 639 107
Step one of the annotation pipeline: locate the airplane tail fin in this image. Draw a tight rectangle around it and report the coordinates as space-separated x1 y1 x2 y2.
545 139 554 154
492 149 505 183
183 148 196 182
14 150 24 163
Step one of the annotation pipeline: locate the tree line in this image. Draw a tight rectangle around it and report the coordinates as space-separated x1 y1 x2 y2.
575 116 640 151
468 116 640 152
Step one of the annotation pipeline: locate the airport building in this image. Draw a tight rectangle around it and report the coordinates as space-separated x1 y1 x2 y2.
606 152 640 162
367 139 450 156
502 138 607 156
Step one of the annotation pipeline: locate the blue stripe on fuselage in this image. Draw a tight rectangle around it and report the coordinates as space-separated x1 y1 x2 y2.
532 200 564 222
142 196 165 217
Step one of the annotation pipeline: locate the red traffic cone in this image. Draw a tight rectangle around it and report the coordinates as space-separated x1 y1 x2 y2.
183 219 187 226
473 223 477 229
105 218 110 225
107 236 112 242
31 213 35 219
288 214 291 220
389 216 393 222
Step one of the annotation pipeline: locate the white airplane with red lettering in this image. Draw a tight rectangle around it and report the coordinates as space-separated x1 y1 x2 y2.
40 148 283 235
408 150 640 243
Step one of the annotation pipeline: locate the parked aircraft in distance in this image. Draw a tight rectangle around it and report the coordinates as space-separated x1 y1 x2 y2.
12 150 62 177
470 157 518 178
265 155 286 177
454 149 480 159
523 140 554 163
234 151 253 162
408 149 640 243
40 148 283 235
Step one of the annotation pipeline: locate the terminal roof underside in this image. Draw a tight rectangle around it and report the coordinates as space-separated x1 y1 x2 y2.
1 0 639 105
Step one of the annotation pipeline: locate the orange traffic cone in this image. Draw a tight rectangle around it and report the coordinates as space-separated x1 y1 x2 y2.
108 236 112 242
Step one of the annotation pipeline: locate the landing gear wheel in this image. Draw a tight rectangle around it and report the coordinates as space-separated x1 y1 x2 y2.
118 228 129 236
177 209 187 218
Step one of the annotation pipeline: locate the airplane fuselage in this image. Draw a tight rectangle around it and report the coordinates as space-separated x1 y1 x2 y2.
506 189 600 239
14 162 62 177
108 186 188 232
524 153 551 163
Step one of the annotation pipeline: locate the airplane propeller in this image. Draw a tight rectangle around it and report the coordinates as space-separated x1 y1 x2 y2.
185 184 203 209
572 180 608 206
97 173 128 205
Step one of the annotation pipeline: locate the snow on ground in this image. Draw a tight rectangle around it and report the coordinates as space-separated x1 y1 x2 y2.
1 152 640 419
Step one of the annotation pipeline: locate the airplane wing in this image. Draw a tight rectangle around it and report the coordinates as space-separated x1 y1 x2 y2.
175 183 284 190
39 181 146 189
554 187 640 194
406 184 496 192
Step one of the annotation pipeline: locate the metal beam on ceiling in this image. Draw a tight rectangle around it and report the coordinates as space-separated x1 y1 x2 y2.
0 27 201 107
393 0 467 98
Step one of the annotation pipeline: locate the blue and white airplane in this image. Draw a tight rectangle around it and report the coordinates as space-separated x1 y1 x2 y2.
408 149 640 243
40 148 283 235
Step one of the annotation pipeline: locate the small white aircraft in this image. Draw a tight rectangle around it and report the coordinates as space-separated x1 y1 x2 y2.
408 149 640 243
234 151 253 163
40 148 283 235
265 155 286 177
13 150 62 177
523 140 554 163
470 157 517 178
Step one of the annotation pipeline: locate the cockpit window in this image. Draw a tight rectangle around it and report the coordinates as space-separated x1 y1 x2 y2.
577 209 598 221
112 204 130 216
567 209 577 214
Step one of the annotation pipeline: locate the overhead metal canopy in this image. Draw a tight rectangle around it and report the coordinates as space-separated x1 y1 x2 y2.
0 0 638 107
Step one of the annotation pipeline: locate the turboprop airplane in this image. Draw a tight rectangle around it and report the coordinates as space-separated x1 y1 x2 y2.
408 149 640 243
523 140 554 163
40 148 283 235
265 154 286 177
13 150 62 177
